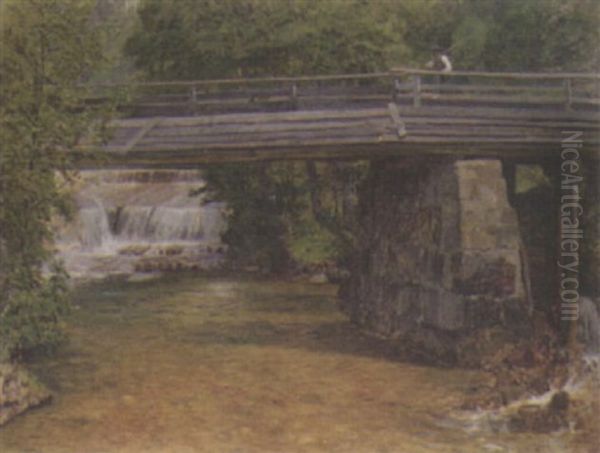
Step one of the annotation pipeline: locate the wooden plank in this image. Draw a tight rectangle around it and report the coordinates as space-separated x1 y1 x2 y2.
115 134 582 155
403 117 598 130
127 92 600 115
116 134 402 153
133 129 399 151
394 105 600 122
392 67 600 81
119 117 162 153
404 126 561 138
418 92 568 105
136 126 391 147
98 142 596 170
106 115 598 153
131 124 565 151
87 68 599 92
146 118 393 137
78 139 600 169
111 104 599 129
571 96 600 106
89 72 393 88
130 96 290 108
423 84 566 94
135 92 396 107
111 108 391 128
139 114 597 137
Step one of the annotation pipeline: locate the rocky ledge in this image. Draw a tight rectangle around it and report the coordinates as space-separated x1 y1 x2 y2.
0 363 51 427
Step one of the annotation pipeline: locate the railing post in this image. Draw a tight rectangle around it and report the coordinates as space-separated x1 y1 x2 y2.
392 77 400 103
412 75 421 108
564 78 573 111
190 86 198 116
290 82 298 110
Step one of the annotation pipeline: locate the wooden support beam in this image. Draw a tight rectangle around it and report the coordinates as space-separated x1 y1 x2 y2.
412 75 422 108
119 117 162 153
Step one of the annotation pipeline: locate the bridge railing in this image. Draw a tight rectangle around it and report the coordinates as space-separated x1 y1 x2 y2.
391 67 600 111
88 68 600 117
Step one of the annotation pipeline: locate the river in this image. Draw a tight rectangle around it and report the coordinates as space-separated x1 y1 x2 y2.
0 274 591 452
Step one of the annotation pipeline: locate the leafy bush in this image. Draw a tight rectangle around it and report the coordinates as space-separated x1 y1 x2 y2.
0 265 70 361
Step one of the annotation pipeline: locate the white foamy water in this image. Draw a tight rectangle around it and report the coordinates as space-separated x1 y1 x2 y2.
54 170 226 279
441 351 600 443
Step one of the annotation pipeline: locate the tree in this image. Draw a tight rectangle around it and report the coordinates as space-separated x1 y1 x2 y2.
0 0 106 360
125 0 407 79
398 0 600 72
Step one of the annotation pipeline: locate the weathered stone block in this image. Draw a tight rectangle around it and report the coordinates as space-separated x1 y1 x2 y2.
421 289 465 331
453 253 518 297
340 157 529 340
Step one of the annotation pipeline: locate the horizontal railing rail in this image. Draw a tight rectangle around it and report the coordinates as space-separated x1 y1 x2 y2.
391 67 600 80
85 68 600 117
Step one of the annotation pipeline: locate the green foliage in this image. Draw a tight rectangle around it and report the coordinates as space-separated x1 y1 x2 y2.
431 0 599 71
199 160 365 272
289 220 339 266
88 0 140 84
0 0 106 360
200 163 305 273
515 166 551 194
125 0 407 79
127 0 599 76
484 0 599 72
0 266 70 360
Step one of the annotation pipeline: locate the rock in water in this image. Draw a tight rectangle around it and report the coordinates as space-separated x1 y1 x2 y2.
549 390 570 412
308 273 328 284
0 363 51 426
508 391 570 433
578 297 600 352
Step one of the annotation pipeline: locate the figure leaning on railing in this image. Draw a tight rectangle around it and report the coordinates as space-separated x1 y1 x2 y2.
425 46 453 86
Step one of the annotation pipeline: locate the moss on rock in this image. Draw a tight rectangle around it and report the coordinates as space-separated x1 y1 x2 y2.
0 363 51 426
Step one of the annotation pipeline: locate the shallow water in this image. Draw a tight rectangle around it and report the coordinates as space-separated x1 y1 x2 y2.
0 275 591 452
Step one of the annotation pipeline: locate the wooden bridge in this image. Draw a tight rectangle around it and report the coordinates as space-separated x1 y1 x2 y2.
82 68 600 167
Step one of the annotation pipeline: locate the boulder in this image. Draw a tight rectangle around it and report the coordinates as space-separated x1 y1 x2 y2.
508 391 570 433
0 363 51 426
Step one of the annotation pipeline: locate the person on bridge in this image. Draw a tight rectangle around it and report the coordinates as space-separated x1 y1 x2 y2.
425 46 452 87
426 46 453 73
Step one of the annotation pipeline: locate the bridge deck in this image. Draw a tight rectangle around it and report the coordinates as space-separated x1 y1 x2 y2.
82 69 600 167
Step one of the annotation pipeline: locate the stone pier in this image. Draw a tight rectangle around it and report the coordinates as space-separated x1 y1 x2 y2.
340 158 531 341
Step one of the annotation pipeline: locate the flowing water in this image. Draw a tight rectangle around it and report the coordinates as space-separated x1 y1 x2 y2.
54 170 226 279
0 274 593 452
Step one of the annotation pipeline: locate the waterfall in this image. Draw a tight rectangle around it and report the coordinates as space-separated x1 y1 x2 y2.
114 206 206 241
78 203 114 251
55 170 226 278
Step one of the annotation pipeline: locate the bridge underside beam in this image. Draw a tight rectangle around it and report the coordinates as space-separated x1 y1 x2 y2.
78 105 599 168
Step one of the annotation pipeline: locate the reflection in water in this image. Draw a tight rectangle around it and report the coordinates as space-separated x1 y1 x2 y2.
0 275 587 452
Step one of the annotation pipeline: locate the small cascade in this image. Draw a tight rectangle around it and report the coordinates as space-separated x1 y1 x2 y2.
55 170 226 279
577 297 600 353
443 306 600 438
113 206 206 241
77 205 114 251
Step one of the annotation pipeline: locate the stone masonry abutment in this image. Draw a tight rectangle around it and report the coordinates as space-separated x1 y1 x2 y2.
340 157 531 341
